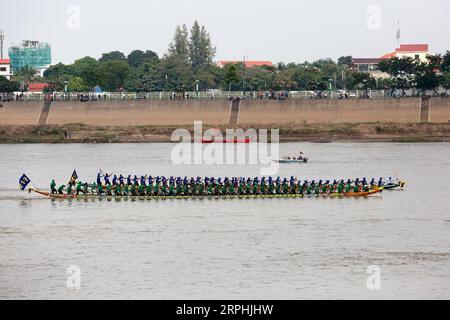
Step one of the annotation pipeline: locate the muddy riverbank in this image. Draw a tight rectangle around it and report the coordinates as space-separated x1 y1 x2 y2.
1 123 450 143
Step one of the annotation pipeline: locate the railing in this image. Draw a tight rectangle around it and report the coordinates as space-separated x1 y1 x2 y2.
3 89 450 102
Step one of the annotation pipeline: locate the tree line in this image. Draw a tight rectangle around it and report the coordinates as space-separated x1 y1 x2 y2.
1 21 450 94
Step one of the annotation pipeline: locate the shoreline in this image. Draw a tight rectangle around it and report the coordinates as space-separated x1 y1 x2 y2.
1 123 450 144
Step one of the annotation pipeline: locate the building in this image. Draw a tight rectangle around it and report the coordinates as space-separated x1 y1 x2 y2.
8 40 51 76
0 59 11 80
27 83 48 93
351 44 430 79
381 44 429 62
216 61 274 68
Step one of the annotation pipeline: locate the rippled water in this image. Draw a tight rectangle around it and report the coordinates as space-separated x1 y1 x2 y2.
0 143 450 299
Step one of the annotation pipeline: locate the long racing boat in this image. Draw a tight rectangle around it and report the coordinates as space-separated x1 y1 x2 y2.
28 187 383 200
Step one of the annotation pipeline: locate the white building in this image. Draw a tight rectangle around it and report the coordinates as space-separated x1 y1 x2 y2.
0 58 11 80
380 44 429 62
351 44 430 79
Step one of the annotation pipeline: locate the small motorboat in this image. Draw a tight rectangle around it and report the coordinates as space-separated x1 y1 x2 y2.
274 156 309 164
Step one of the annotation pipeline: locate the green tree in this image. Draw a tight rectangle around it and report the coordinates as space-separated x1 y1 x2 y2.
189 21 216 68
338 56 353 66
274 66 297 90
99 51 126 63
415 55 442 94
224 64 241 91
293 64 326 90
127 50 145 68
73 57 103 89
168 24 189 61
349 72 377 89
441 51 450 73
245 67 273 91
67 77 89 92
11 66 38 83
100 60 131 91
154 55 194 92
43 63 74 82
127 50 159 68
441 72 450 89
0 76 19 92
378 57 416 94
193 64 221 90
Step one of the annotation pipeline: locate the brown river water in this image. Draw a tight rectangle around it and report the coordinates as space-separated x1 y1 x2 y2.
0 142 449 299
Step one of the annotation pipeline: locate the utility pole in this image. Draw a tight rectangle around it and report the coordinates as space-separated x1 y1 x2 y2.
242 56 247 95
0 30 5 59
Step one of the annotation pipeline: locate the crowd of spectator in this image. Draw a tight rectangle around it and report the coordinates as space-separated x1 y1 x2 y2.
2 89 449 103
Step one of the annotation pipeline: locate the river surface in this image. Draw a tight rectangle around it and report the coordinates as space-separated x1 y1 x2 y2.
0 143 449 299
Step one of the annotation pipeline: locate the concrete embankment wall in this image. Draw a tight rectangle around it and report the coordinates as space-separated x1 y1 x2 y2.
0 102 44 125
238 98 422 125
47 100 232 126
429 98 450 123
1 97 449 126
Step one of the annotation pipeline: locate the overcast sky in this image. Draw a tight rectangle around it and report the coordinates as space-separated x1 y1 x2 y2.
1 0 449 64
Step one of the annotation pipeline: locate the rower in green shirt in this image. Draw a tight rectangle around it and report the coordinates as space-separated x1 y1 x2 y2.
82 183 89 195
238 184 244 195
268 183 275 194
207 184 213 195
57 184 66 195
50 180 57 194
66 183 73 195
91 182 98 194
98 183 104 195
198 184 204 196
315 184 320 195
261 183 267 195
122 184 128 196
345 184 352 193
106 184 112 196
115 184 121 196
138 184 145 196
146 184 152 196
76 182 83 195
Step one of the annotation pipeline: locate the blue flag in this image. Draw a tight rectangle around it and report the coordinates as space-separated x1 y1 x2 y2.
19 174 31 191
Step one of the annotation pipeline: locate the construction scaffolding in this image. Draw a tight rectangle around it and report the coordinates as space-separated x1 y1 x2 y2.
8 40 51 73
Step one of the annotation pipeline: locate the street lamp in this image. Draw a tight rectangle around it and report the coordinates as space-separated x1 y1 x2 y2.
362 79 368 98
195 80 200 99
165 74 168 99
328 78 333 99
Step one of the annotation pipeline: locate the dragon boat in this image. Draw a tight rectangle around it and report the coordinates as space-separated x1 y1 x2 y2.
27 187 383 200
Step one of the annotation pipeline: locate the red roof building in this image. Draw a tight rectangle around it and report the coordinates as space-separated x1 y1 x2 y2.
216 61 274 68
28 83 49 93
352 43 430 79
379 52 396 59
396 44 429 52
378 44 429 60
